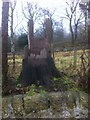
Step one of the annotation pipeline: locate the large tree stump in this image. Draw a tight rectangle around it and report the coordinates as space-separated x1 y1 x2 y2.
18 56 61 89
18 18 62 89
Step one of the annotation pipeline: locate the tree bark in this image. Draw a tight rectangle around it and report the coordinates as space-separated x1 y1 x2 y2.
19 56 61 89
2 2 9 86
10 8 15 71
73 46 77 68
88 1 90 49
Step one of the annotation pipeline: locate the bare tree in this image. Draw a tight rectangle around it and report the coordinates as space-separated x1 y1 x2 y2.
9 0 23 71
64 0 84 68
2 1 9 87
9 0 16 71
21 1 42 37
79 3 88 39
21 1 41 22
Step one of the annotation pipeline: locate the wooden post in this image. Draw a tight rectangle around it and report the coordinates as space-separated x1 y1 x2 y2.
2 1 9 86
28 19 34 50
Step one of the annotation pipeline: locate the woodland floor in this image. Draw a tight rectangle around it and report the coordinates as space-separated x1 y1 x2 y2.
1 49 89 119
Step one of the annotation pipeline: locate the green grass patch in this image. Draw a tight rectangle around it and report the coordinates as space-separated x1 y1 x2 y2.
25 84 47 96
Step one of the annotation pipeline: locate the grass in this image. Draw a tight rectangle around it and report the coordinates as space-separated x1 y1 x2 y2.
25 84 47 96
8 49 89 78
7 49 89 94
54 49 89 74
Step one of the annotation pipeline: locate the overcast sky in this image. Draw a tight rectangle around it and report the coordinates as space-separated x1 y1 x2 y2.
12 0 69 34
0 0 67 32
0 0 86 34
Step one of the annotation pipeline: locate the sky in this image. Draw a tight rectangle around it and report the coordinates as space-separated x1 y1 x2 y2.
19 0 66 10
13 0 67 34
0 0 86 34
0 0 68 33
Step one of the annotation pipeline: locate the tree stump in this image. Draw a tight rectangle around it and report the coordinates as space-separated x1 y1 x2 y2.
18 55 61 89
19 18 62 90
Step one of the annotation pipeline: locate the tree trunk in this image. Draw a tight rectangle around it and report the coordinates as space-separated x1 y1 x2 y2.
2 2 9 87
12 51 15 71
73 24 78 69
88 1 90 49
52 44 55 59
10 8 15 71
18 56 62 90
73 46 77 68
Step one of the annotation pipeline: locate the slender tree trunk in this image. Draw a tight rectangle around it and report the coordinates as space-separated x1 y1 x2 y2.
73 24 78 68
70 18 77 68
85 11 87 40
10 8 15 71
70 17 74 44
12 50 15 71
52 43 55 59
2 2 9 86
88 1 90 49
73 45 77 68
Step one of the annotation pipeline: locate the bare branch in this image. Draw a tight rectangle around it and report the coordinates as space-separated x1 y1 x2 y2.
10 0 16 11
61 16 70 20
21 1 41 23
65 8 70 18
21 25 28 34
64 0 84 43
14 19 23 32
